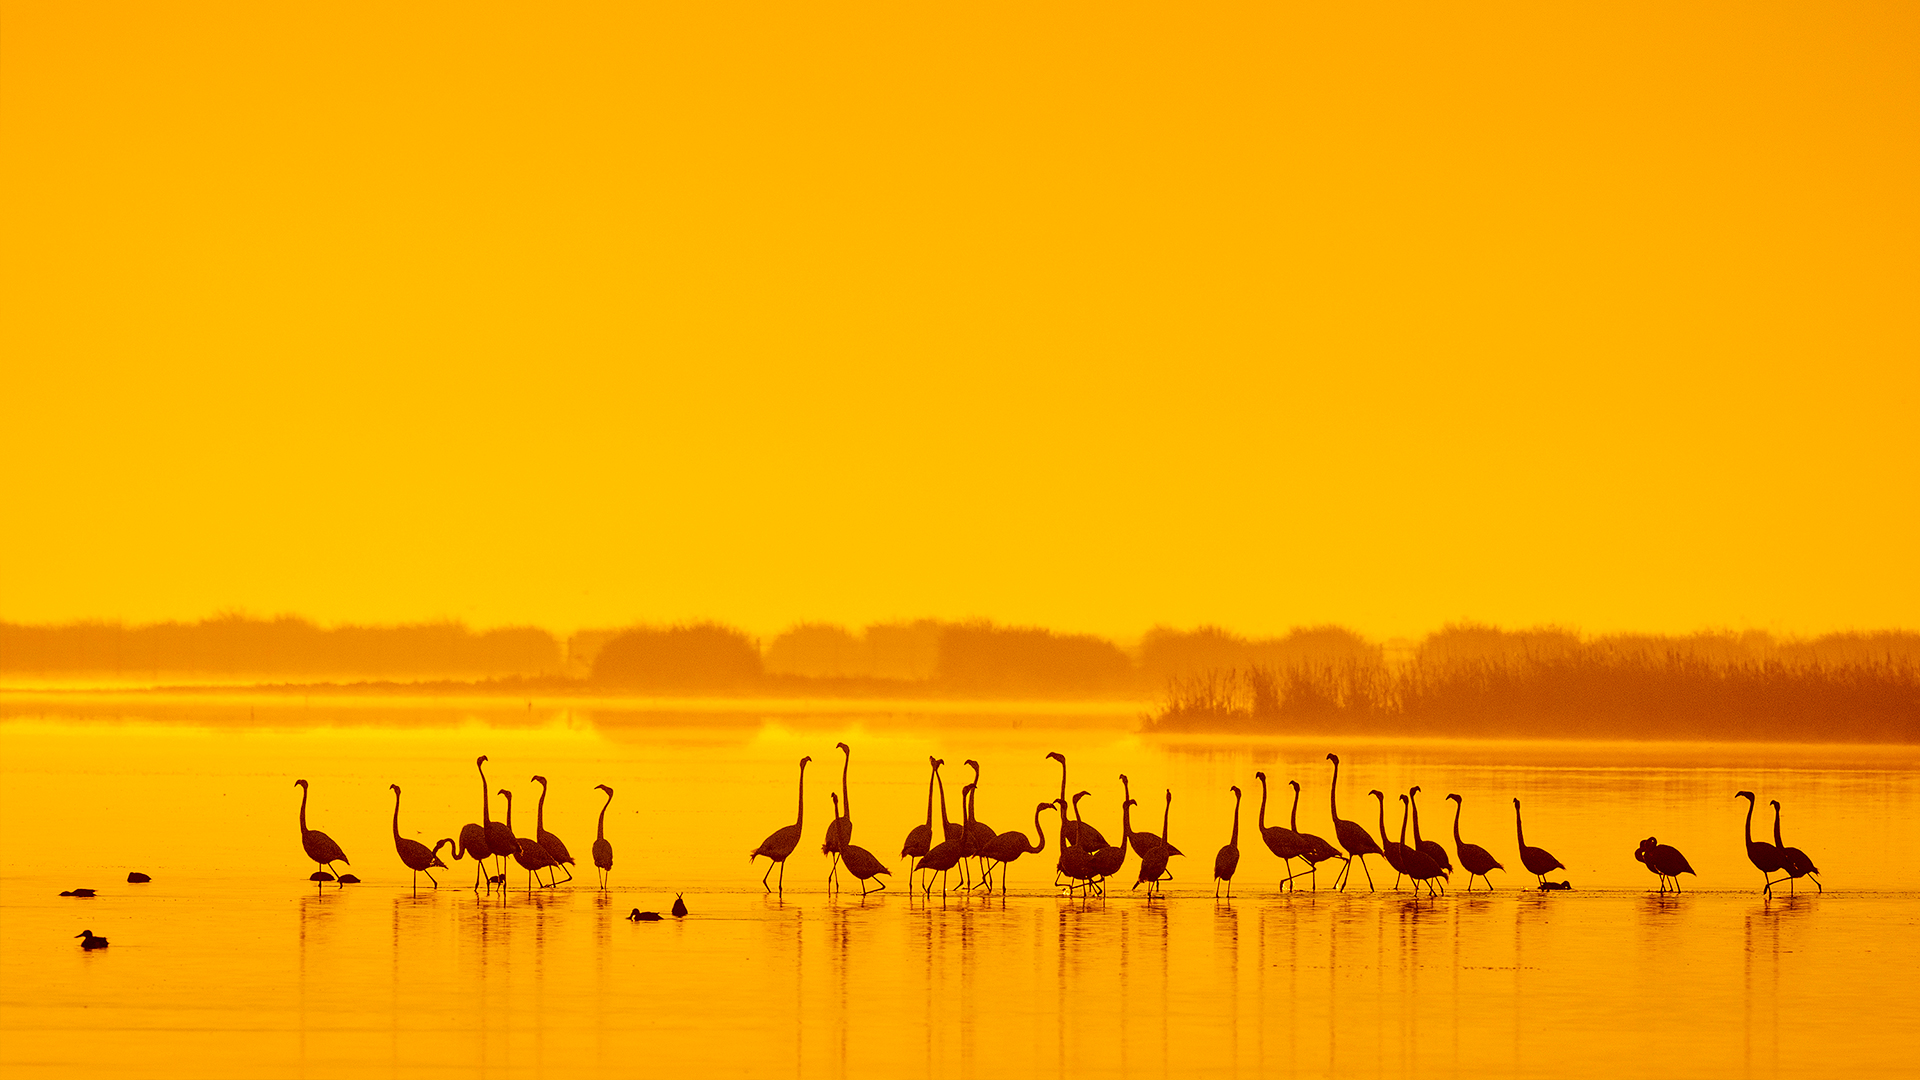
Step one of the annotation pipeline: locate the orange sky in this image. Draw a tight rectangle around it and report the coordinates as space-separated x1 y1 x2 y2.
3 2 1915 642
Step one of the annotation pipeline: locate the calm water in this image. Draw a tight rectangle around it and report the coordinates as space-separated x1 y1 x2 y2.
2 695 1916 1078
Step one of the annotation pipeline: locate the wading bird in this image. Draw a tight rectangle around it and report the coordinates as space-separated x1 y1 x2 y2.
899 757 940 872
1771 800 1821 893
1375 790 1414 888
964 759 998 879
453 757 496 891
750 756 811 893
1134 790 1176 897
1635 837 1696 892
1324 754 1378 890
1396 794 1448 896
498 789 559 892
1408 787 1453 889
1214 786 1242 898
1445 793 1504 890
389 784 452 889
1048 752 1110 851
1085 796 1135 893
916 783 970 896
1056 793 1101 896
982 802 1054 894
1733 791 1784 894
1254 772 1306 890
1287 779 1344 890
1513 798 1566 887
478 757 517 884
530 775 576 884
822 743 853 886
293 779 350 886
591 784 614 889
839 843 892 895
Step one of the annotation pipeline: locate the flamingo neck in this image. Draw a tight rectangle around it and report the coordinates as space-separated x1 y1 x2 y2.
1743 797 1755 845
1289 786 1301 832
1328 760 1341 821
392 789 402 843
935 771 952 829
794 762 807 828
1257 777 1269 831
1121 798 1133 843
1032 804 1048 854
840 751 851 818
596 791 611 842
1229 793 1241 847
479 762 493 827
1398 800 1410 846
500 794 512 833
1515 805 1526 850
924 767 938 829
1376 796 1390 846
535 780 547 834
1410 794 1423 845
1161 796 1172 841
1452 801 1464 846
299 784 309 835
1772 805 1783 847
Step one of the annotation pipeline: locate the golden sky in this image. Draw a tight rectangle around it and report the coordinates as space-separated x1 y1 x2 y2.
3 2 1915 641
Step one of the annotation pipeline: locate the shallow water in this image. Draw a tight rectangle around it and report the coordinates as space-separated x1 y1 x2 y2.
2 697 1915 1078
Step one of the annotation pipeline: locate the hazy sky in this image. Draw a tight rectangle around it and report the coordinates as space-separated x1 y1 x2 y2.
3 2 1915 640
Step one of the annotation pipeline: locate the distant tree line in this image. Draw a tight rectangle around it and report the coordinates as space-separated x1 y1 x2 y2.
1146 623 1920 743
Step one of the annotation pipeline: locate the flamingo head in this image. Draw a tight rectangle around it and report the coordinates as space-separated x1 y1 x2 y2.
1770 799 1780 809
498 789 511 801
836 742 849 754
1735 790 1754 801
596 784 613 795
1399 794 1409 804
477 755 488 766
1254 770 1266 782
1410 785 1421 796
1072 789 1091 805
1288 779 1300 792
800 756 812 768
1370 789 1384 800
532 775 547 786
1230 785 1241 797
294 779 307 789
965 759 979 774
1046 751 1064 764
1446 793 1462 804
390 783 401 793
1513 797 1521 808
1326 753 1339 764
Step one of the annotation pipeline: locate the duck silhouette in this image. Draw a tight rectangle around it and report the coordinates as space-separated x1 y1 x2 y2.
76 930 109 949
628 908 663 921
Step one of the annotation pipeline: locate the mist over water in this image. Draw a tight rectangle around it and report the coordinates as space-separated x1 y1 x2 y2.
3 698 1915 1078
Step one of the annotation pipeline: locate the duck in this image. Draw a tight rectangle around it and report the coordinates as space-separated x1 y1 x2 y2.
59 889 97 897
76 930 109 949
628 908 664 921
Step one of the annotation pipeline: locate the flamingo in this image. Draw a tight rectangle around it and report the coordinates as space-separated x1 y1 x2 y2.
497 789 558 892
822 743 853 886
76 930 109 950
1056 793 1102 896
591 784 614 889
1408 787 1453 888
478 756 516 884
1397 794 1447 895
1122 775 1176 862
1254 772 1306 890
452 756 496 891
838 843 892 895
1444 793 1504 890
1513 798 1566 886
1635 837 1696 892
1214 786 1242 898
916 783 970 895
1134 790 1176 897
900 757 939 872
293 779 349 886
1047 752 1110 851
963 759 998 881
389 784 452 889
981 802 1054 894
1324 754 1378 890
1771 800 1821 893
749 756 810 893
933 761 970 887
1373 790 1414 888
1287 780 1344 890
1734 791 1785 894
825 793 849 891
1085 796 1134 894
530 775 576 885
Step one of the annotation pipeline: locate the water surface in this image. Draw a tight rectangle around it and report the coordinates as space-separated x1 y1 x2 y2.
2 697 1914 1078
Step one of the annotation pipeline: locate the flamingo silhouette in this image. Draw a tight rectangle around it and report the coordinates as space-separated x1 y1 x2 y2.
1214 786 1242 898
1635 837 1695 892
76 930 109 950
478 757 516 885
1085 796 1134 894
1513 798 1565 887
529 776 576 885
1771 800 1821 893
591 784 614 889
821 743 853 887
963 759 998 881
932 761 971 887
1444 793 1504 889
1122 775 1176 863
1254 772 1306 890
497 789 558 892
838 842 892 895
1133 790 1176 897
1397 794 1447 896
1287 779 1343 890
1056 792 1101 896
1324 754 1378 890
451 757 496 891
1408 787 1452 888
293 779 349 886
750 756 810 893
1734 791 1784 894
389 784 451 889
1048 752 1110 851
916 782 970 895
981 801 1054 894
1373 790 1413 888
899 757 939 872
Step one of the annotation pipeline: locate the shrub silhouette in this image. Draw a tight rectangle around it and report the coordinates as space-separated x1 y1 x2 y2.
589 623 763 690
